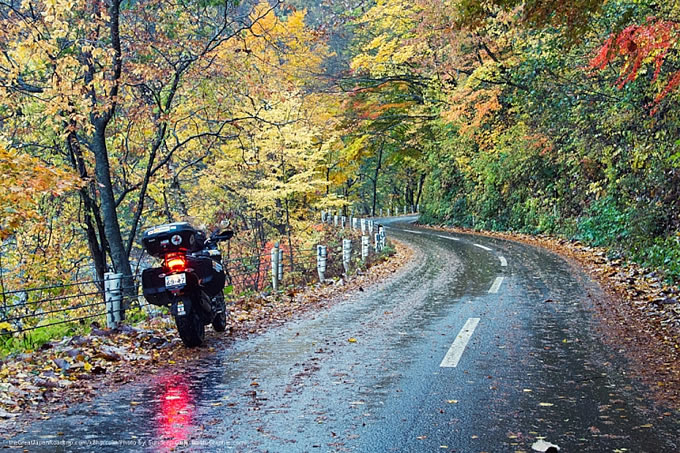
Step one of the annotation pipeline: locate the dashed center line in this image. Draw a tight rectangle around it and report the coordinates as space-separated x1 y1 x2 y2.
474 243 493 252
437 234 460 241
488 276 505 293
440 318 480 368
499 256 508 267
403 229 423 234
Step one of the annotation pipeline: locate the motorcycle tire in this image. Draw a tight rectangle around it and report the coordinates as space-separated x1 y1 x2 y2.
175 310 205 347
212 295 228 333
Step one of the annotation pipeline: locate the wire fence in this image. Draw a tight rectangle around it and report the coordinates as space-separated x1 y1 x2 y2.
0 228 383 338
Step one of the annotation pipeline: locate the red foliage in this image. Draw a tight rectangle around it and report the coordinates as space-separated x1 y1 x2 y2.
589 18 680 104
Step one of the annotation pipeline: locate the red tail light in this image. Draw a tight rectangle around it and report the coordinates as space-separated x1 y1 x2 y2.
165 253 187 272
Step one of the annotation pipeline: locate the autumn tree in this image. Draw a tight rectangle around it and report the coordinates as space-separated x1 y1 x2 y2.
0 1 286 287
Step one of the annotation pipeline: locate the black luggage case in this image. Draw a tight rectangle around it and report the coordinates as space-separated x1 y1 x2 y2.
142 222 205 258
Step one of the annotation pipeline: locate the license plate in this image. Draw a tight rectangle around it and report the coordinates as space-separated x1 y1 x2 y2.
165 272 186 288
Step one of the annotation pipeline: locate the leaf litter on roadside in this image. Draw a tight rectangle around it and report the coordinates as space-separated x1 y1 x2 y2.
0 240 413 435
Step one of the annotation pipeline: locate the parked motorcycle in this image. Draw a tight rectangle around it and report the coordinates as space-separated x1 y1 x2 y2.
141 222 233 347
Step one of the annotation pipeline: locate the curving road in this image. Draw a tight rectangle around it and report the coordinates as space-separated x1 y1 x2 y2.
8 217 680 452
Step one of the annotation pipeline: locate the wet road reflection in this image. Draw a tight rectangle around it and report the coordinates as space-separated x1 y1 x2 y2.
155 376 194 452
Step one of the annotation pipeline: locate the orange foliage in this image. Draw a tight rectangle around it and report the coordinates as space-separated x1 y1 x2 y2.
0 145 79 240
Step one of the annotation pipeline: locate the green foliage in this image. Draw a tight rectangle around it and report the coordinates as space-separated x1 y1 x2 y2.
0 321 92 358
125 306 149 324
631 235 680 283
577 198 631 247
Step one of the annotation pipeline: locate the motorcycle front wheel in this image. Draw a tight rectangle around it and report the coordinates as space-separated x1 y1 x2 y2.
175 306 205 347
212 294 228 332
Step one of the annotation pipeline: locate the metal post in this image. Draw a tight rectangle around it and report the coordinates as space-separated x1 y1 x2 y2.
334 215 339 227
105 272 123 329
352 218 359 230
278 248 284 283
374 233 380 251
368 220 374 234
271 243 279 292
342 239 352 275
378 225 386 250
361 236 369 261
404 206 407 215
316 245 327 282
341 216 346 229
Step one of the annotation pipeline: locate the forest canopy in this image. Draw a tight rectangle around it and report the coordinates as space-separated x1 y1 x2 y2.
2 0 680 299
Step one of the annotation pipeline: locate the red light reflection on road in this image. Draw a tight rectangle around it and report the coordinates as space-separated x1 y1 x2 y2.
155 375 194 451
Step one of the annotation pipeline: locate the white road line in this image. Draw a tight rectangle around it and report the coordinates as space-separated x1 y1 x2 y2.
403 229 423 234
474 243 493 252
437 234 460 241
499 256 508 267
488 276 505 293
440 318 480 368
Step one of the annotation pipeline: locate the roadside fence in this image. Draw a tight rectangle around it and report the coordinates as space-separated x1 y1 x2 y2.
0 211 399 337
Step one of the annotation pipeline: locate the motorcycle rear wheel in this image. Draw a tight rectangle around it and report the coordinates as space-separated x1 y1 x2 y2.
175 309 205 347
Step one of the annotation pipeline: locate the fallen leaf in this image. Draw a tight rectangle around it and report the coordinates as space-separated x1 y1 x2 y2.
532 439 560 452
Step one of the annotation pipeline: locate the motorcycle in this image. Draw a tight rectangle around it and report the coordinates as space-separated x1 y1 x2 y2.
140 222 233 347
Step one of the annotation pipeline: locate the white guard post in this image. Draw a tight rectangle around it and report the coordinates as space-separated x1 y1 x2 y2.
316 245 327 282
342 239 352 275
334 215 339 227
361 235 369 261
271 243 280 291
105 272 123 329
360 218 366 235
368 220 374 234
341 216 346 229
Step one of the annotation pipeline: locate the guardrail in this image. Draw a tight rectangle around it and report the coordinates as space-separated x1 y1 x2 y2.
0 223 389 338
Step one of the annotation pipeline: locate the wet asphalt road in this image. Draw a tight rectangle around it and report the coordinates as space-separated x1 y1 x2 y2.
8 217 680 452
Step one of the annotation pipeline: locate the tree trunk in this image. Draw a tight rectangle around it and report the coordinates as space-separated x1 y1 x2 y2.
415 173 425 208
372 142 384 216
92 123 134 300
66 132 107 284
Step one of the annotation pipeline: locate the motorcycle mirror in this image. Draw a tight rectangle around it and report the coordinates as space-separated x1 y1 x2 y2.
214 230 234 241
